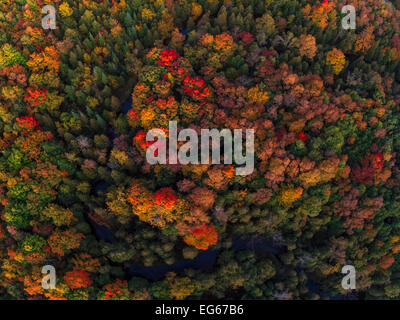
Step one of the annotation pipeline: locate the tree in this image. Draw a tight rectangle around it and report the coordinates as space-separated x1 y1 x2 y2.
166 272 195 300
183 224 218 250
326 48 346 75
64 270 93 290
298 34 317 59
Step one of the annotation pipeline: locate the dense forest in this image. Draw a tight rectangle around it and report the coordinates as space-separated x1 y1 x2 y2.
0 0 400 300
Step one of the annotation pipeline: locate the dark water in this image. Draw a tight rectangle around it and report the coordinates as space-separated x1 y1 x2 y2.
127 249 220 281
121 95 132 114
89 219 117 243
305 278 358 300
95 181 111 193
127 237 287 281
90 220 285 282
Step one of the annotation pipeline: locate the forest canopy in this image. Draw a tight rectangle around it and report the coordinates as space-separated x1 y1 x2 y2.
0 0 399 300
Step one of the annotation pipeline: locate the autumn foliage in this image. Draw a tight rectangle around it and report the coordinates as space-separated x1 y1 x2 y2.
1 0 400 301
